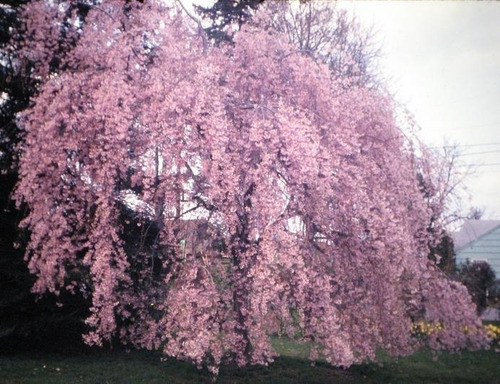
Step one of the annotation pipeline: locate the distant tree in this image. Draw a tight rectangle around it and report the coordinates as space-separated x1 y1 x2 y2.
198 1 381 88
0 0 96 345
13 0 489 375
422 144 478 231
1 1 30 175
196 0 265 44
412 142 484 273
265 1 381 89
457 260 496 313
428 233 456 276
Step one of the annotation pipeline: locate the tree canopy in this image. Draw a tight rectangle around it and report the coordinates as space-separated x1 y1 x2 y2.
266 1 381 89
14 0 489 375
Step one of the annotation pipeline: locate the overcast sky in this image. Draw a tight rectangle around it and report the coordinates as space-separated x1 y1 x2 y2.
339 0 500 219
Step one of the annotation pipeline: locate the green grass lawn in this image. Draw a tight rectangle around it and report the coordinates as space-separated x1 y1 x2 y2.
1 339 498 384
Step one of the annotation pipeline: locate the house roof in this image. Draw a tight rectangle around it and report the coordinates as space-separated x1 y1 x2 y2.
452 220 500 250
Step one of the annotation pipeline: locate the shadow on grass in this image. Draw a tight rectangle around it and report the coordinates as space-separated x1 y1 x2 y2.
1 328 499 384
1 347 499 384
0 350 354 384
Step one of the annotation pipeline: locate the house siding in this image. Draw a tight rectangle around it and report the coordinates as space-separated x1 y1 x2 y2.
456 225 500 278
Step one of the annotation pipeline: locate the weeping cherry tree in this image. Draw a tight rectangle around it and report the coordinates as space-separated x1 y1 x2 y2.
14 0 489 375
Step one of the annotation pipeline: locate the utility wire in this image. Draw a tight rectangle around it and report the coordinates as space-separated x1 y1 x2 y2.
461 150 500 156
429 142 500 150
458 162 500 168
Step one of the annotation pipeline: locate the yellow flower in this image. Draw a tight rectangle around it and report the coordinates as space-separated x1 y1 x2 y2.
484 324 500 340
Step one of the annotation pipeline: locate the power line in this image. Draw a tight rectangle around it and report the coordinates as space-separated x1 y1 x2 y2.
429 142 500 150
462 150 500 156
456 142 500 148
460 162 500 168
476 163 500 167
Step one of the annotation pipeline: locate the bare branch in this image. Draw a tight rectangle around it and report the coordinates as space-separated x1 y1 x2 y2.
176 0 208 52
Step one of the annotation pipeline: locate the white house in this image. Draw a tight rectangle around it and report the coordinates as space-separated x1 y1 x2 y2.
452 220 500 278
